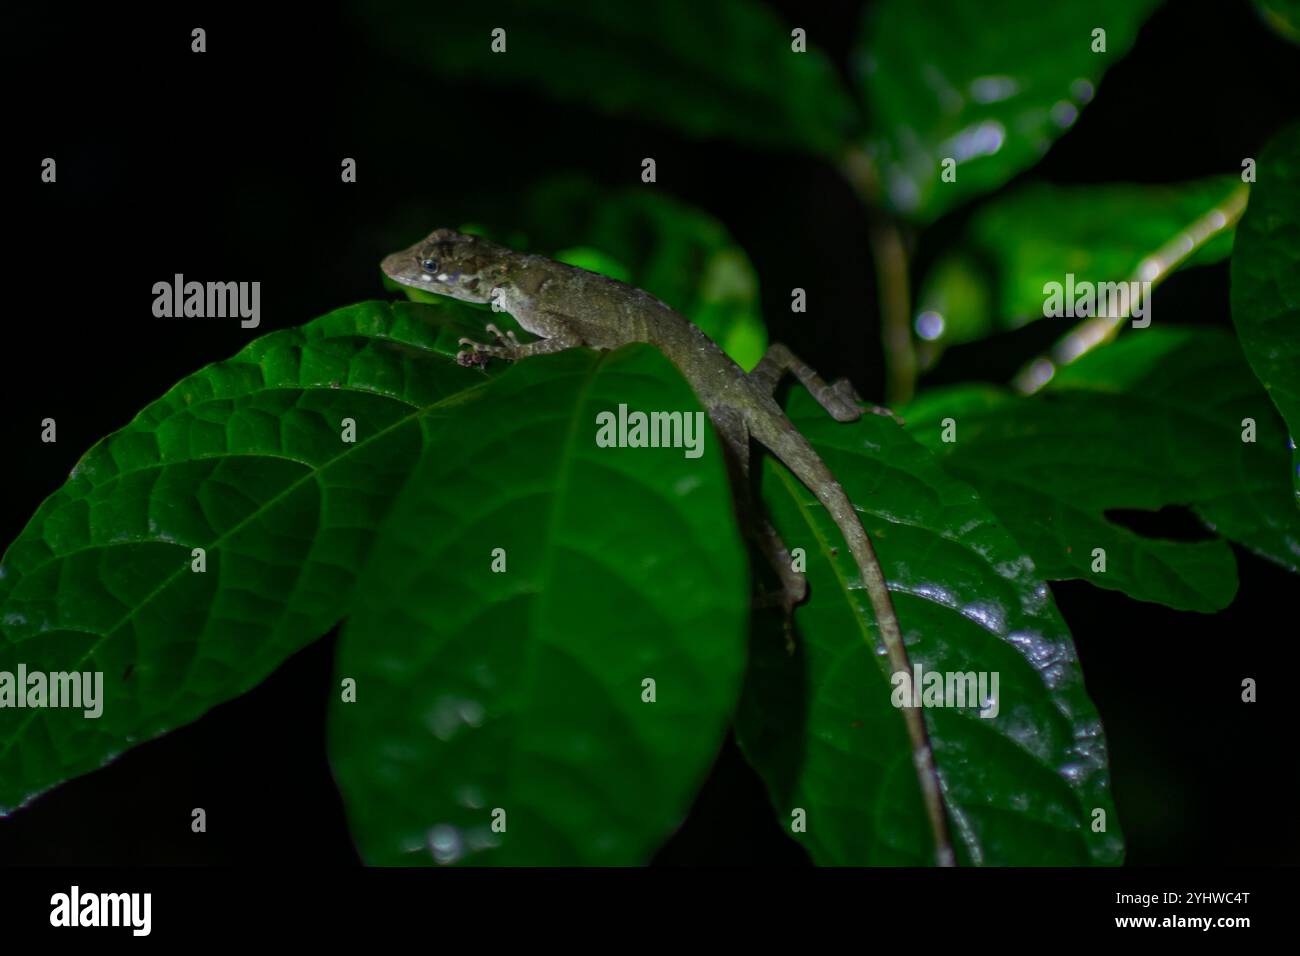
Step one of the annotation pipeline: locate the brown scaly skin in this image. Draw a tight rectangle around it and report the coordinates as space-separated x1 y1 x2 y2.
383 228 955 866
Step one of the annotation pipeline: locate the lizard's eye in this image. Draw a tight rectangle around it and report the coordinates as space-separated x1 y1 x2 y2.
420 258 440 274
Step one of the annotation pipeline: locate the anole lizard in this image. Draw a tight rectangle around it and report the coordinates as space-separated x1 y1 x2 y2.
383 228 955 866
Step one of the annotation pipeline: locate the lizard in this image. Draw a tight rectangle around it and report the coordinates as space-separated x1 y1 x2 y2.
382 228 955 867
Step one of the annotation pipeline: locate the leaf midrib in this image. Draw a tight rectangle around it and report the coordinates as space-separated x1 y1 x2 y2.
0 373 495 764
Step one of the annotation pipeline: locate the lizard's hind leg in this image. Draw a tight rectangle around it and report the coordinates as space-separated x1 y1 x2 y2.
709 405 807 621
749 343 899 423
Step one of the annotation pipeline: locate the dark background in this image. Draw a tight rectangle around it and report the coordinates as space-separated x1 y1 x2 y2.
2 0 1297 865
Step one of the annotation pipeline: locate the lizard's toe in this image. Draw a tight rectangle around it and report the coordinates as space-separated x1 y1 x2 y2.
863 403 904 425
456 349 490 369
485 324 523 359
485 323 514 344
456 335 516 366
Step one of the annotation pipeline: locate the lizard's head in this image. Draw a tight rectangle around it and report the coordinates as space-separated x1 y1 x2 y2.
381 228 510 304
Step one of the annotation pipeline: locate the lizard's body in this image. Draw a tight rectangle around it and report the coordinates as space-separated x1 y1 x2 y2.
383 228 954 866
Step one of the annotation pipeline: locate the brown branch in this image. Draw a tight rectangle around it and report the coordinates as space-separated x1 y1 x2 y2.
842 148 918 406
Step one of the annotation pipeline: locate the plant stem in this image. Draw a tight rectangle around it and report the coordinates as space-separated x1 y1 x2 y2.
869 216 917 406
1012 182 1250 394
841 147 917 406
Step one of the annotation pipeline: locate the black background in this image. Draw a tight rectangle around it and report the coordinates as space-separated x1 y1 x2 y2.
2 0 1297 867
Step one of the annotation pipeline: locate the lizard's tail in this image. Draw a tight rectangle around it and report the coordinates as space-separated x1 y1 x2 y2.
749 413 955 866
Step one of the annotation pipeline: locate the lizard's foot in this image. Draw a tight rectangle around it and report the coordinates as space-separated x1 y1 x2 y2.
755 575 808 610
754 570 807 654
831 379 904 424
455 348 493 369
868 405 904 425
823 378 864 423
457 324 522 366
485 323 521 352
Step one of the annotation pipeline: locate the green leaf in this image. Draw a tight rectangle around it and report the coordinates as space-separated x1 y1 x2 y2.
917 176 1244 350
1253 0 1300 44
906 328 1300 611
519 177 769 369
328 345 748 865
856 0 1161 222
737 390 1121 865
0 301 493 813
350 0 859 158
553 246 633 285
1231 122 1300 505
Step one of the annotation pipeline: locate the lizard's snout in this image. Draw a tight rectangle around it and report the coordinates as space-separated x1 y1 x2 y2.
381 248 418 282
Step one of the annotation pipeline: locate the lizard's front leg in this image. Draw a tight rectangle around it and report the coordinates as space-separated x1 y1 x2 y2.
749 343 901 423
457 321 581 367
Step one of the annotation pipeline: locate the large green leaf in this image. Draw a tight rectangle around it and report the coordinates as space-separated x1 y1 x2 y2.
917 176 1243 350
349 0 858 158
0 300 493 813
1231 123 1300 505
906 328 1300 611
856 0 1161 222
328 345 748 865
737 390 1121 865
